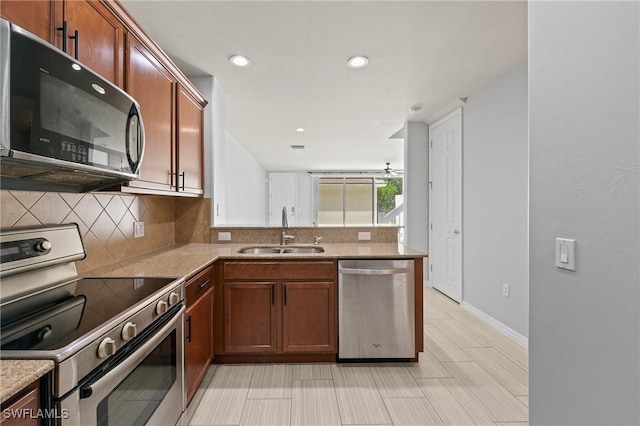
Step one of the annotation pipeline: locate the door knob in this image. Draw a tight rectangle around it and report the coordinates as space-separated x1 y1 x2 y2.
453 229 460 235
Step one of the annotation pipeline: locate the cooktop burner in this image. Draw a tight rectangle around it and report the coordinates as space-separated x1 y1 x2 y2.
1 276 177 352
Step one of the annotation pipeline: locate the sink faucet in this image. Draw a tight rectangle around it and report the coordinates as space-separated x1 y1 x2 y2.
281 206 295 245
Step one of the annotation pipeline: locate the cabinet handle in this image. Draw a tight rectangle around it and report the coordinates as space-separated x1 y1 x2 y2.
186 315 192 342
199 279 210 289
271 285 275 305
57 21 68 52
69 30 79 60
284 286 287 306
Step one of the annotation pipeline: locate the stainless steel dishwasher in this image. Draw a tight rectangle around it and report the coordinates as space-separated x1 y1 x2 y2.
338 259 415 359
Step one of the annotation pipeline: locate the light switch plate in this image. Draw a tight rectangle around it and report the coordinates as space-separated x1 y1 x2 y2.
218 232 232 241
555 238 576 271
358 232 371 241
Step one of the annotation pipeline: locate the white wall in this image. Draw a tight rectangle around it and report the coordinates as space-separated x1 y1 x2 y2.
404 121 429 274
462 63 528 339
529 2 639 425
192 76 226 224
225 130 268 225
191 76 213 199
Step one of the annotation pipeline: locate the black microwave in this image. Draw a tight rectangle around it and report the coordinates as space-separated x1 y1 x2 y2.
0 18 145 193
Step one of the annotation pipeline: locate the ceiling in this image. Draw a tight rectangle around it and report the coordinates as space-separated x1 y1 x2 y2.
121 1 527 172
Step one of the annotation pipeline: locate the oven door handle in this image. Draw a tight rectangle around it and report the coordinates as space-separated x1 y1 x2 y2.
79 305 184 400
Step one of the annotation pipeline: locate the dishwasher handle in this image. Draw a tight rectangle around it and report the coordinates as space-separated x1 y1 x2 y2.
339 265 411 275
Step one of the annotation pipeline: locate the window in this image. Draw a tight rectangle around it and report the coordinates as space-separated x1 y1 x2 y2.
312 176 403 226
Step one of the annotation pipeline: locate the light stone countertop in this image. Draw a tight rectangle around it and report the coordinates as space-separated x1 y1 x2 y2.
1 243 425 402
84 243 427 279
0 360 54 404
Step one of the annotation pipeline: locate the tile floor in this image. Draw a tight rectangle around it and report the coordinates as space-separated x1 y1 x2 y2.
187 287 529 426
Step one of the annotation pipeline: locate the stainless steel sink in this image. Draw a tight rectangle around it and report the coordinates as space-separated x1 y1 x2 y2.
281 247 325 254
237 247 283 254
237 246 325 254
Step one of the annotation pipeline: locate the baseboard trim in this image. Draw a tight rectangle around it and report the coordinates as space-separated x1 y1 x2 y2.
460 301 528 348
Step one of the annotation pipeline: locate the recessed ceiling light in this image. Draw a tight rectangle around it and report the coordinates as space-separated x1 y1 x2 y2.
71 63 82 71
229 55 251 67
409 105 423 114
347 56 369 68
295 128 305 132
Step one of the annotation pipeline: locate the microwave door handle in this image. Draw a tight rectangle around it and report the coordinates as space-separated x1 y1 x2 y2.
136 110 145 173
126 107 145 174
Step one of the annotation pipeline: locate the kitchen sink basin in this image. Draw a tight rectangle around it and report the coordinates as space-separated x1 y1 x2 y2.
237 246 325 254
281 247 325 254
237 247 283 254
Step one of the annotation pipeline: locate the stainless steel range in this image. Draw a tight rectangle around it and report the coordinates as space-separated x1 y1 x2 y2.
0 224 185 426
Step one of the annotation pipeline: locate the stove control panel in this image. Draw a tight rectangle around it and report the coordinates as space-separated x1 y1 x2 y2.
1 238 52 263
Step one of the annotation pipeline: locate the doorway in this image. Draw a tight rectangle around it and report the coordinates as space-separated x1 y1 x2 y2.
428 108 463 302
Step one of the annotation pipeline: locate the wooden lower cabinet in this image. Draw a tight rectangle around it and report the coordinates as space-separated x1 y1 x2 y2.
0 382 39 426
219 260 337 359
223 282 277 353
282 282 336 353
184 266 214 404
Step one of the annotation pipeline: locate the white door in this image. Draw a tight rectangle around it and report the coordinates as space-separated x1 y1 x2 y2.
269 173 297 226
429 109 462 302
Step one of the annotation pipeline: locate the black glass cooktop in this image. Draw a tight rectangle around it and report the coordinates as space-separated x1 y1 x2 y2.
0 277 176 352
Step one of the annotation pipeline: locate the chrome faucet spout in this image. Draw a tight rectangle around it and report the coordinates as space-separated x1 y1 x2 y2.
282 206 288 229
281 206 294 245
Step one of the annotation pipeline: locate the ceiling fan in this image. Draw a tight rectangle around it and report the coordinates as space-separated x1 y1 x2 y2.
383 162 403 177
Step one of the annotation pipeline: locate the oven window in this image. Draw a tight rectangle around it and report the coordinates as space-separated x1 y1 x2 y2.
96 330 176 426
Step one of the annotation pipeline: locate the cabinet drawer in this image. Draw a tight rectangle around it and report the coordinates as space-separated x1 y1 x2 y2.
224 261 335 281
185 265 213 306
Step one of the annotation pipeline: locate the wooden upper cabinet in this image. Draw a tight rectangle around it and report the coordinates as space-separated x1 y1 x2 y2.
63 0 124 87
126 34 176 192
0 0 57 42
177 85 204 195
2 0 207 197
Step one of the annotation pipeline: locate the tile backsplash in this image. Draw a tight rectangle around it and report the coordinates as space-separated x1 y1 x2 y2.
0 190 210 274
211 226 400 244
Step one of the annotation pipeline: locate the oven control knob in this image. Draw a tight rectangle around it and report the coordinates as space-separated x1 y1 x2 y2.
155 300 168 315
168 292 180 306
34 240 52 252
97 337 117 359
121 322 138 341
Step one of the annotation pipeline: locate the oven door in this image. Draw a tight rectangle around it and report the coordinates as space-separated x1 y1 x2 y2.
61 306 185 426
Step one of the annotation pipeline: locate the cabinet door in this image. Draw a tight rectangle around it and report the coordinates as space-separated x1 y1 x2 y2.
126 35 175 192
185 287 213 404
282 282 336 353
1 0 55 42
0 383 39 426
224 282 277 353
64 0 124 87
176 85 204 195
